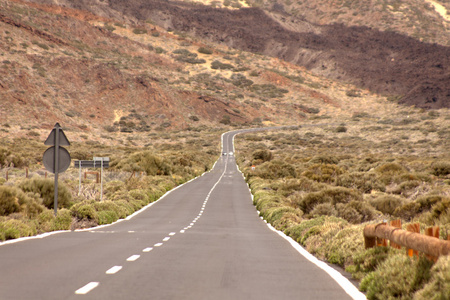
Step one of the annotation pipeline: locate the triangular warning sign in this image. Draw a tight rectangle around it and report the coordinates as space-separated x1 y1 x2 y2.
44 123 70 146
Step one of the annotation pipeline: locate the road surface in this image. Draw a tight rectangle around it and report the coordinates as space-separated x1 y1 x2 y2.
0 130 365 300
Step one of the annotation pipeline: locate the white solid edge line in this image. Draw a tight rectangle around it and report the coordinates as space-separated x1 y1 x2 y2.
106 266 122 274
231 130 366 300
75 282 99 295
0 146 227 246
267 223 366 300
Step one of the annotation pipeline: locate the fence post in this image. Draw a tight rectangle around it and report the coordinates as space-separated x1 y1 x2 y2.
377 222 388 247
389 220 402 249
425 226 440 262
5 169 8 181
26 167 29 178
406 223 420 257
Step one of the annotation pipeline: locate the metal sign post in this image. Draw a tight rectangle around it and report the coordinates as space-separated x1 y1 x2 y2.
43 123 71 216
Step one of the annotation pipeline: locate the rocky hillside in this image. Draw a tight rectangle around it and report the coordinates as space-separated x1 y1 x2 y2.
24 0 450 110
0 0 449 143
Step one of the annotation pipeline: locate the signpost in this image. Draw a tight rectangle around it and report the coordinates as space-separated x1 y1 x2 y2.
43 123 71 216
75 157 109 201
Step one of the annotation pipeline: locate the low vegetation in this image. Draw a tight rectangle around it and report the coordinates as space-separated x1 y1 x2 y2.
0 130 219 240
234 109 450 299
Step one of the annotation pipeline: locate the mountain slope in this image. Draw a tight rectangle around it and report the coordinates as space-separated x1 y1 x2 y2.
23 0 450 109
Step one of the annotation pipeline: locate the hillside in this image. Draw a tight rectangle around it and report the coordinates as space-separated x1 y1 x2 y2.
0 0 449 144
23 0 450 111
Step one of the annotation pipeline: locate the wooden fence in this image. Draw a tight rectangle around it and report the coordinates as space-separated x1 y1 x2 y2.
364 220 450 261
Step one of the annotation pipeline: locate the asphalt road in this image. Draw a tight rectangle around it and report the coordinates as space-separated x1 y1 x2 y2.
0 130 365 300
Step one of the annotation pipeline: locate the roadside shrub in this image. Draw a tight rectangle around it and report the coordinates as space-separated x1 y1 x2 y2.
97 210 119 225
116 151 171 175
71 201 99 223
298 187 362 214
52 209 72 230
302 164 344 184
0 186 22 216
351 246 393 280
19 178 72 209
0 219 36 240
336 172 386 193
308 155 339 164
414 255 450 300
256 160 296 179
310 203 337 217
376 162 408 184
431 161 450 176
369 195 405 215
393 201 420 220
37 210 55 232
360 255 434 300
252 149 273 163
325 225 364 266
0 186 45 217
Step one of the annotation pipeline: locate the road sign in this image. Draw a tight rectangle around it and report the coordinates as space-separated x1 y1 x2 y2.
43 123 71 216
43 146 71 173
44 123 70 146
74 160 110 168
75 157 110 201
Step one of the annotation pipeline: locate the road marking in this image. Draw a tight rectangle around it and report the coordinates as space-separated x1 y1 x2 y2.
128 231 135 233
163 237 170 242
169 232 176 236
106 266 122 274
154 243 163 247
127 255 140 262
143 247 153 252
75 282 99 294
190 223 194 226
180 230 185 233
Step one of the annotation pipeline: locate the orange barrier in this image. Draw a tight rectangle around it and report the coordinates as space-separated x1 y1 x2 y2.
364 221 450 259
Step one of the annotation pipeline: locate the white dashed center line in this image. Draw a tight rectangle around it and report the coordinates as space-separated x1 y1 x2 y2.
169 232 176 236
154 243 163 247
163 237 170 242
106 266 122 274
75 282 99 295
127 255 140 262
143 247 153 252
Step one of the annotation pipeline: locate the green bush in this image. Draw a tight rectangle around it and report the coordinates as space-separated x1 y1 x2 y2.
360 255 434 300
298 187 362 214
0 186 22 216
97 210 119 225
52 209 72 230
302 164 345 184
255 160 296 179
252 149 273 163
369 195 405 215
0 219 36 240
0 186 45 217
197 47 213 54
414 255 450 299
351 246 393 280
336 172 386 193
431 161 450 176
71 201 99 223
211 60 234 70
19 178 72 209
